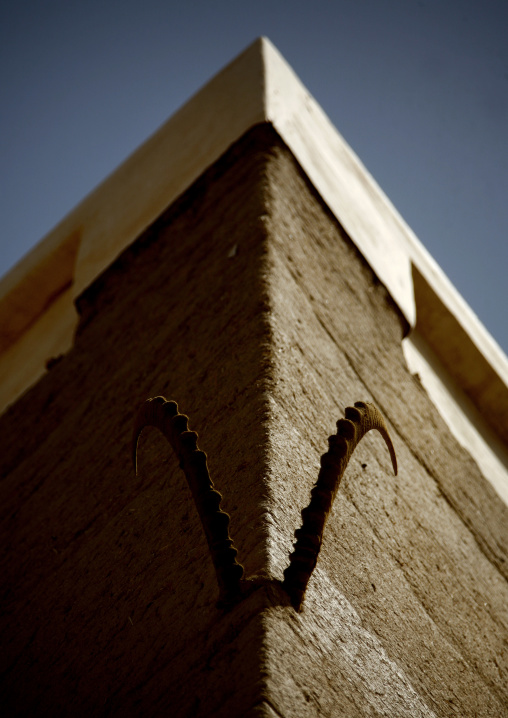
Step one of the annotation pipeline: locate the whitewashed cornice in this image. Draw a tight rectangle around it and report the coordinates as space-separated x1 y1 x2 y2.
0 38 506 469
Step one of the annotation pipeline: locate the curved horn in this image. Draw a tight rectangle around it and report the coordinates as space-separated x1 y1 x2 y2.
132 396 244 606
283 401 397 610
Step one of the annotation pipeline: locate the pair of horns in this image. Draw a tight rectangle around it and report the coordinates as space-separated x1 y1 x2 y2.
132 398 397 610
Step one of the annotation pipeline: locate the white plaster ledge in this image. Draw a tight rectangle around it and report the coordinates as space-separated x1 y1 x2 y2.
0 37 506 479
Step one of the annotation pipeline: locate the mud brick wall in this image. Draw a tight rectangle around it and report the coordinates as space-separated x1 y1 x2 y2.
1 125 507 717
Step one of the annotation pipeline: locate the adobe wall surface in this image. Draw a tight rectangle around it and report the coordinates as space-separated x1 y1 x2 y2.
256 140 508 716
0 125 507 717
0 126 279 717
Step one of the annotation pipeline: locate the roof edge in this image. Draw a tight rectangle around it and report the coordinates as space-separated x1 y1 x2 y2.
257 39 508 441
0 36 506 447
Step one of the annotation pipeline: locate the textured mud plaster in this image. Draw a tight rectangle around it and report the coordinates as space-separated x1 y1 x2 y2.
258 138 508 717
0 125 507 717
0 125 281 717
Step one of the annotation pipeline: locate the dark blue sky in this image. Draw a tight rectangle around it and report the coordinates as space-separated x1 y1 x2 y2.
1 0 507 352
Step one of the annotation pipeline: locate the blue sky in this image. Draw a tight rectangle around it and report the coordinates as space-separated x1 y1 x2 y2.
1 0 507 352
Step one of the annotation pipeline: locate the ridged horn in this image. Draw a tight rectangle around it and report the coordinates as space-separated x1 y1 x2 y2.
132 396 244 606
282 401 397 610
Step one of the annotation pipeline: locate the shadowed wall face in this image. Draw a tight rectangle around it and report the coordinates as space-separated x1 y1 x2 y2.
0 125 282 717
0 125 507 717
